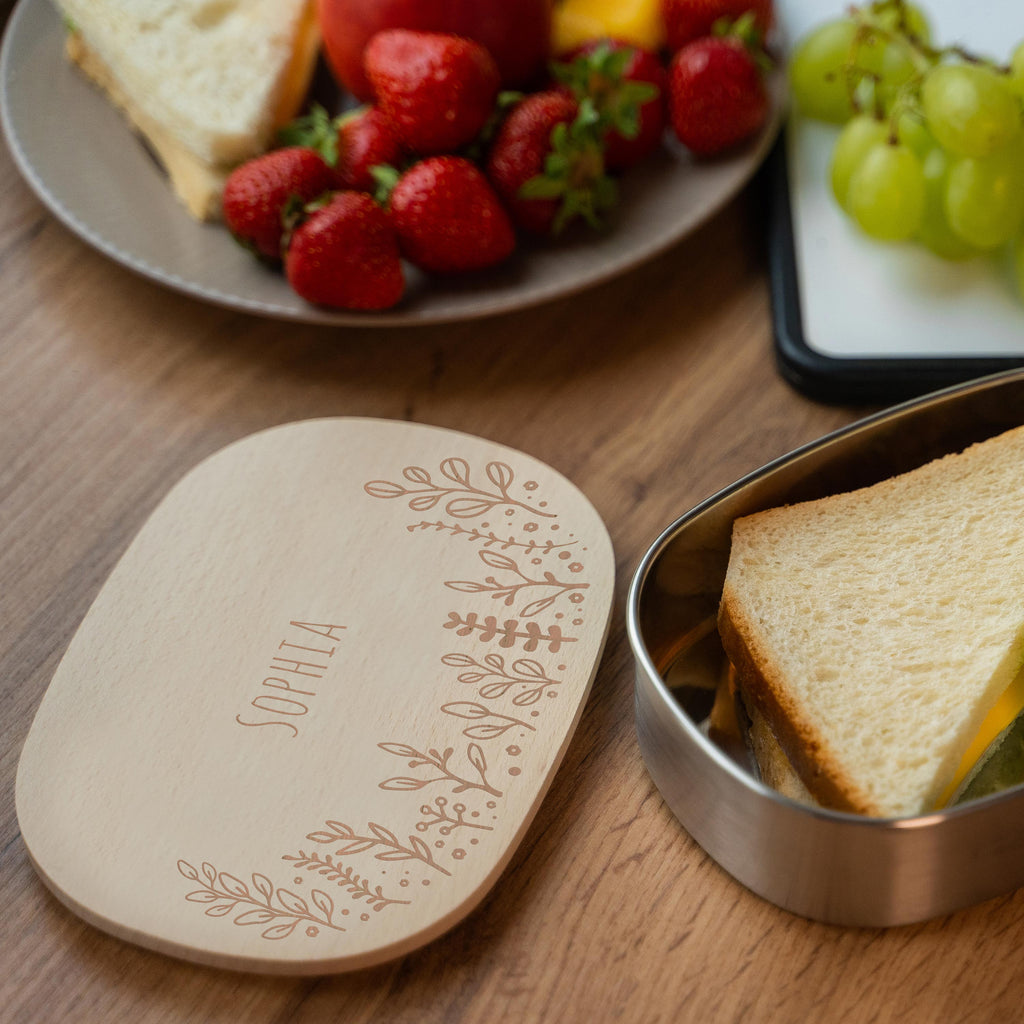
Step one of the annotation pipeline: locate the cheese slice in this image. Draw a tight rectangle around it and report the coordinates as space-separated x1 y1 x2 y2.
939 661 1024 806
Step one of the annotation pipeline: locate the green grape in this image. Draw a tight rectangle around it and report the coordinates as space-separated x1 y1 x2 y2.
830 115 889 209
847 141 926 240
895 110 935 157
916 147 979 260
871 1 931 42
921 63 1021 158
789 19 860 123
1010 42 1024 101
857 28 920 111
1013 234 1024 299
945 142 1024 249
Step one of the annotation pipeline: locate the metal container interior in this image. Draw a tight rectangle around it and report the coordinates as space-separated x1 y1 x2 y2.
627 368 1024 927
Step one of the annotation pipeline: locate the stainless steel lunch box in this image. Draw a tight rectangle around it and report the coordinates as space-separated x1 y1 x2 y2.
627 368 1024 927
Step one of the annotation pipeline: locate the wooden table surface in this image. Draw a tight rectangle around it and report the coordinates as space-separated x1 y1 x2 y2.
4 56 1024 1024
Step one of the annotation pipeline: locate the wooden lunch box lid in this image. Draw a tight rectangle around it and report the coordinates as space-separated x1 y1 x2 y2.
15 418 614 974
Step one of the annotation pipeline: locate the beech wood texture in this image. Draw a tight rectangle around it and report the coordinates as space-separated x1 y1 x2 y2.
5 84 1024 1023
16 418 615 973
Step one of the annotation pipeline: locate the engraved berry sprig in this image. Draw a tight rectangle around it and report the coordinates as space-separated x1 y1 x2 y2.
416 796 495 836
364 457 555 519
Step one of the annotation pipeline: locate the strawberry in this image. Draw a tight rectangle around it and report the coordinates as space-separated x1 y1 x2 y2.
667 36 768 157
661 0 774 52
284 192 405 310
555 39 667 171
378 156 515 273
364 29 501 155
222 147 339 260
279 102 405 194
335 105 405 192
485 90 616 235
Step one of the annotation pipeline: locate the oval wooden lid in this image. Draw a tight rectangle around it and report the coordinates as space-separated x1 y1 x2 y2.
16 418 614 974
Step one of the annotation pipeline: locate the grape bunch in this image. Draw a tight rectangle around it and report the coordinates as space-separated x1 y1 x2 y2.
789 0 1024 300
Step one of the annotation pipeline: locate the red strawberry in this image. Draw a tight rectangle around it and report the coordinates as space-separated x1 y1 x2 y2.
556 39 667 171
335 105 405 192
364 29 501 155
661 0 774 51
284 192 405 310
667 36 768 157
382 156 515 273
485 90 616 236
222 147 339 260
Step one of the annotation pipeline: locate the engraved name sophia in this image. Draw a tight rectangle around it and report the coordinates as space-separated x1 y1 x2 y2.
234 620 347 738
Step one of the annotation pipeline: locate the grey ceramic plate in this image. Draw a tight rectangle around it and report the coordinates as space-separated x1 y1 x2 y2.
628 368 1024 926
0 0 784 327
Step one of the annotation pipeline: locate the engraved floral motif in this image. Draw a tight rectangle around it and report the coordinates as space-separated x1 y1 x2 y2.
416 796 495 835
378 741 502 798
180 451 592 947
364 458 555 519
441 652 563 707
443 612 576 653
445 550 588 617
305 819 452 876
282 852 412 909
406 520 574 555
440 701 536 739
177 860 343 939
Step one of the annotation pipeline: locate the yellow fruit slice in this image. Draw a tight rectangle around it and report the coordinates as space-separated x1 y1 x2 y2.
552 0 666 54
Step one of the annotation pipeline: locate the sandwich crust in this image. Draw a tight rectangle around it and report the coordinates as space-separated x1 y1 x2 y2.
719 591 880 814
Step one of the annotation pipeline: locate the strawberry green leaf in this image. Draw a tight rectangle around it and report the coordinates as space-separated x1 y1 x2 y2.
517 102 618 235
369 164 401 206
277 103 342 166
551 44 662 145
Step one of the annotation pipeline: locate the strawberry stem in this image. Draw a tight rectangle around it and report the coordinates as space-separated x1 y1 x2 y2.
277 103 342 166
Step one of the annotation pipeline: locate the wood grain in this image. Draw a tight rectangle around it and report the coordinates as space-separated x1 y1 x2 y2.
5 89 1024 1023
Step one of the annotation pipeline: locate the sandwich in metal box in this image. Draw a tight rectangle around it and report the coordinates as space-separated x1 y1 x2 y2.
627 368 1024 927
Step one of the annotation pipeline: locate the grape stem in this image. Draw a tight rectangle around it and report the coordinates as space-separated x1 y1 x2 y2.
841 0 1014 134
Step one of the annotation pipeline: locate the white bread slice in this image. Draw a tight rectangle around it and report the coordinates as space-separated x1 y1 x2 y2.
718 424 1024 818
55 0 320 219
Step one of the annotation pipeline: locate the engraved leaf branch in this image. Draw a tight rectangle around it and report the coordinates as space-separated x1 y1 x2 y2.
364 458 555 519
406 520 574 555
445 550 588 617
441 700 536 739
177 860 342 939
378 741 503 798
444 612 576 653
305 819 451 876
283 851 412 909
441 652 563 707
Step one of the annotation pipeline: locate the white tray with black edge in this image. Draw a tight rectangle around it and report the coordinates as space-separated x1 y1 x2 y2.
769 0 1024 405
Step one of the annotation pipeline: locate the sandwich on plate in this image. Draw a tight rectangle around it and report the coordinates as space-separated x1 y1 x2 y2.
718 423 1024 818
54 0 321 220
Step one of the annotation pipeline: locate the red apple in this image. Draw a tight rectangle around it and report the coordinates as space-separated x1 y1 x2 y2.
317 0 553 100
